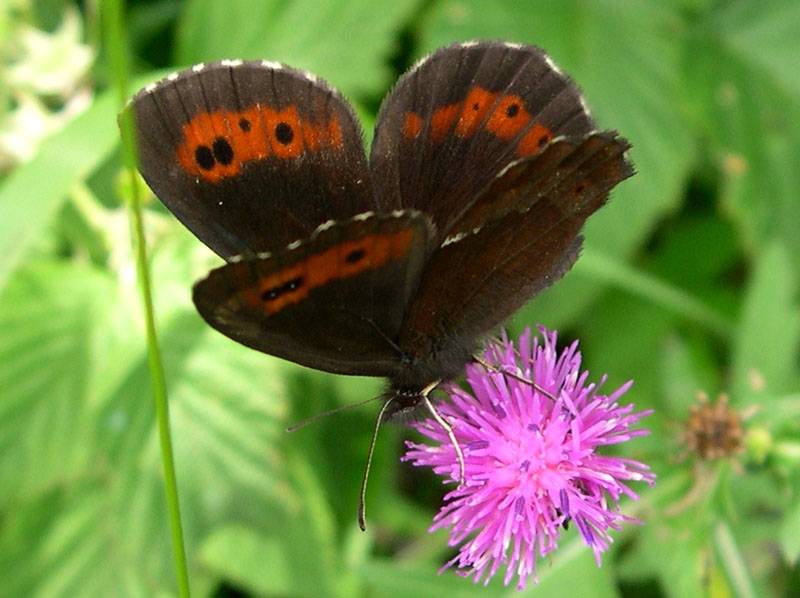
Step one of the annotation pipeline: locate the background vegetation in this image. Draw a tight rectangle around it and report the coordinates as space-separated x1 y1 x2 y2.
1 0 798 596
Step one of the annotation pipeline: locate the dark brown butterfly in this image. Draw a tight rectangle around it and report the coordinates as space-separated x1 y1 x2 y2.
126 40 633 527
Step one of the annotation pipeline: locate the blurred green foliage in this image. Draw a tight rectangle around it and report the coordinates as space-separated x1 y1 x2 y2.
0 0 799 596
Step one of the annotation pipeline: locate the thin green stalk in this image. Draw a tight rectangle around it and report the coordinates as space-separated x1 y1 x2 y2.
576 249 734 340
713 519 757 598
102 2 191 597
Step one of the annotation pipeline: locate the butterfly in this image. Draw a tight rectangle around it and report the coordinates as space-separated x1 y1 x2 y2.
126 40 633 526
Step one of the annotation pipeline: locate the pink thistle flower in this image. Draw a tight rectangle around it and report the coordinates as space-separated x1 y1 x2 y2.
403 327 655 589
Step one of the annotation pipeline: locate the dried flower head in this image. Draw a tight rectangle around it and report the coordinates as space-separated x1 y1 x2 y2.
683 392 744 460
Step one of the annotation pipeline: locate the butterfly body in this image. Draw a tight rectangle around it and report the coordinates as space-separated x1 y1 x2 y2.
127 41 633 411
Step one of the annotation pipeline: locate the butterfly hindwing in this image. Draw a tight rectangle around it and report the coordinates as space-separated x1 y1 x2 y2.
192 211 434 376
399 132 633 360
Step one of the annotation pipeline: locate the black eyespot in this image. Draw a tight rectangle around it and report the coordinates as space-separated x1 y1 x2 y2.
472 102 480 110
212 137 234 165
261 276 304 303
239 118 251 132
345 249 365 264
194 145 215 170
283 277 302 292
537 134 550 147
506 103 520 117
262 287 280 302
275 122 294 145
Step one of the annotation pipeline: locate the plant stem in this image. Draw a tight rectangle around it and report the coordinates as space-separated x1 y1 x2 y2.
102 1 191 596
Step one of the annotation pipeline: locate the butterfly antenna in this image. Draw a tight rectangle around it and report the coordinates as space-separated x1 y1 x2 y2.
420 381 466 486
358 397 394 531
473 352 557 402
286 395 382 433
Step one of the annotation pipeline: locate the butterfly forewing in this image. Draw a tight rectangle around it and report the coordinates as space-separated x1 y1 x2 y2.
370 42 595 243
128 60 374 259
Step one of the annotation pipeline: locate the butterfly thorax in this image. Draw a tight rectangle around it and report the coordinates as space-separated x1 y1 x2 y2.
390 332 477 395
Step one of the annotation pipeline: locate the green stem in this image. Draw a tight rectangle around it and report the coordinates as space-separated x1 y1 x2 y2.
577 249 734 340
713 519 757 598
102 2 191 597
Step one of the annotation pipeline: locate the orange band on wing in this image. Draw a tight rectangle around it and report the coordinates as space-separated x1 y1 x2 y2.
403 87 552 155
236 226 415 315
455 87 498 138
485 94 532 140
430 104 459 142
403 112 423 140
175 106 343 183
516 122 553 157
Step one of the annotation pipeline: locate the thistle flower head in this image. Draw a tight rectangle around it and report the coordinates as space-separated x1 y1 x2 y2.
403 327 655 589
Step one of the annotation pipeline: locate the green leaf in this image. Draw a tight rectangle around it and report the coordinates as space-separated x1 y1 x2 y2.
659 332 723 418
731 241 800 401
0 255 296 595
635 505 712 598
0 71 164 293
359 537 620 597
200 525 298 596
0 95 118 291
686 0 800 267
780 492 800 564
176 0 420 98
0 484 150 598
199 447 355 597
0 262 113 503
716 0 800 97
